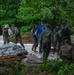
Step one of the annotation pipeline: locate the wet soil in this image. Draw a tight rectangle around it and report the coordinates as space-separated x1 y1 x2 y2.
22 34 32 44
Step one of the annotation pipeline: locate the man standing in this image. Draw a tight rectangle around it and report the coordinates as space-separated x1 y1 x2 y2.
31 24 38 52
3 25 10 44
61 21 71 45
40 24 52 61
11 24 25 48
53 25 61 54
35 20 45 53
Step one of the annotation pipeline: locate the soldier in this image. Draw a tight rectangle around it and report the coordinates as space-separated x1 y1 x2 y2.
59 40 72 61
53 25 61 54
3 25 10 44
11 24 25 48
61 21 71 45
71 43 74 61
31 24 38 52
3 24 13 44
40 24 52 61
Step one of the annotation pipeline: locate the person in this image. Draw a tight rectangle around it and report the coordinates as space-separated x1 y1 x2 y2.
59 40 73 61
40 24 52 61
11 24 25 48
61 21 71 45
2 24 13 44
71 43 74 61
31 24 38 52
35 20 45 53
53 25 61 54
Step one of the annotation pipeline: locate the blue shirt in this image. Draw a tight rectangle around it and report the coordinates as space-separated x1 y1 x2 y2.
35 24 45 38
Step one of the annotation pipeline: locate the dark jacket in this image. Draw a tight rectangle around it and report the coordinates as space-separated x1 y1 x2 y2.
12 27 21 37
3 28 9 37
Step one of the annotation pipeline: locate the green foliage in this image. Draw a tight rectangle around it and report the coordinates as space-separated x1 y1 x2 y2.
16 0 74 33
0 0 20 25
1 67 8 73
20 25 32 34
0 61 74 75
10 62 21 75
0 0 74 33
16 7 36 23
7 62 28 75
33 60 74 75
33 60 64 73
58 64 74 75
0 66 13 75
9 36 15 42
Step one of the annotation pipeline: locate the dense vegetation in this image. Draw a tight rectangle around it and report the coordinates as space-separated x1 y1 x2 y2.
0 0 74 34
0 60 74 75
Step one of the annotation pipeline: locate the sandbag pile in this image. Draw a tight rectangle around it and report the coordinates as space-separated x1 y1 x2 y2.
0 43 28 56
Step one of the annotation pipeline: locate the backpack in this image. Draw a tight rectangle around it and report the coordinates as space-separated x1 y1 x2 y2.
61 45 72 58
42 29 51 43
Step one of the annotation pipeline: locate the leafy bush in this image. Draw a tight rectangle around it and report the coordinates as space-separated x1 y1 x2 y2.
20 25 32 33
0 0 74 34
7 62 28 75
33 60 74 75
0 61 74 75
58 64 74 75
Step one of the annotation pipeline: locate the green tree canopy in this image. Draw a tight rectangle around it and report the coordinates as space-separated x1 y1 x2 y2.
0 0 74 33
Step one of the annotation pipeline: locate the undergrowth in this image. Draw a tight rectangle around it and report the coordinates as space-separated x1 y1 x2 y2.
0 60 74 75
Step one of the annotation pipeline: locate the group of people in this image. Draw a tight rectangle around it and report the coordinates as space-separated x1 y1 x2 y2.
31 20 74 61
31 21 53 60
2 24 25 48
2 21 74 61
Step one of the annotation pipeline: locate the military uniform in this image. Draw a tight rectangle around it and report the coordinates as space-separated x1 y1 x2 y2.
3 26 10 44
12 27 25 48
40 28 52 60
59 44 73 61
61 24 71 45
53 27 61 53
71 43 74 60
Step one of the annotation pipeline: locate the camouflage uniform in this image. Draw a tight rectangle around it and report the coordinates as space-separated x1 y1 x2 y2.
40 28 52 60
71 43 74 60
53 27 61 53
59 44 72 61
61 24 71 45
12 27 25 48
3 26 10 44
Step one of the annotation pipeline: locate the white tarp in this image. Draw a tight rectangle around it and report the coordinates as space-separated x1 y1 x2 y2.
0 43 27 56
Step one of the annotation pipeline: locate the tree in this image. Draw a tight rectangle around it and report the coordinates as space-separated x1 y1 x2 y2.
0 0 74 33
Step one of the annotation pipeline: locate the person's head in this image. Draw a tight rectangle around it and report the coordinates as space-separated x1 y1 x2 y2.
62 20 67 26
33 24 37 29
41 20 45 24
45 24 50 29
11 24 15 29
56 25 59 28
4 24 9 28
64 40 70 45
